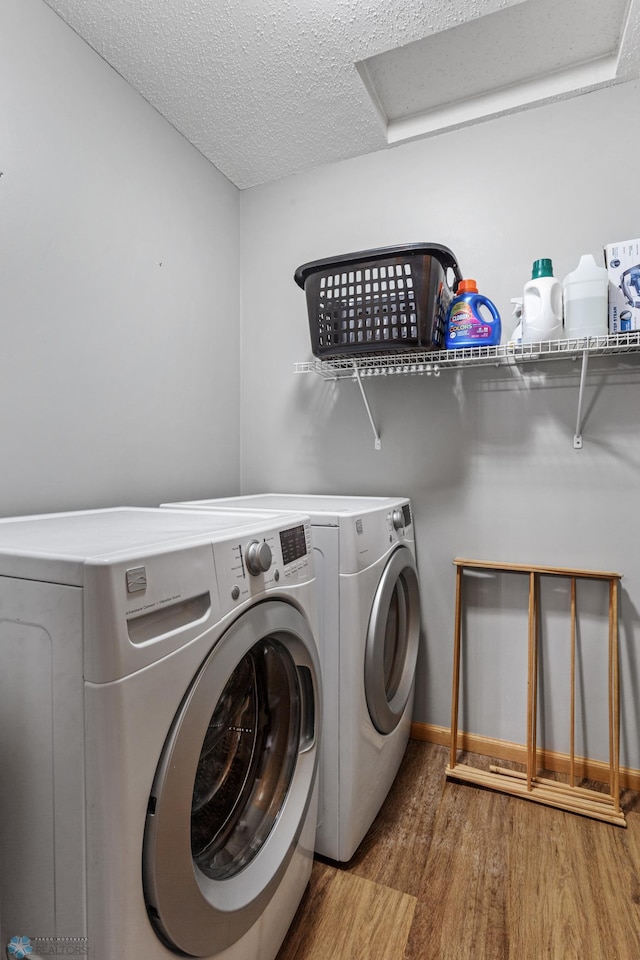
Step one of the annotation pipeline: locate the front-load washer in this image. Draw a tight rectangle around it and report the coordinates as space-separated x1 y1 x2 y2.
161 494 421 863
0 506 321 960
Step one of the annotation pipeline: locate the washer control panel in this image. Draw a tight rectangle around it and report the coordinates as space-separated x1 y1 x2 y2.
245 539 273 576
214 518 313 607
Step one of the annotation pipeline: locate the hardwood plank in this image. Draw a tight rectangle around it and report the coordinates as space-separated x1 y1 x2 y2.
579 808 640 956
508 804 591 960
345 740 447 896
277 860 416 960
508 801 640 959
277 742 640 960
407 758 511 960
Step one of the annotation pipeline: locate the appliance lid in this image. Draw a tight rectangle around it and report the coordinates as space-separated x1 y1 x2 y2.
0 507 302 586
168 494 409 526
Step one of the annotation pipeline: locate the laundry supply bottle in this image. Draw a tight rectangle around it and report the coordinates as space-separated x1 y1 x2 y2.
509 298 524 345
444 279 501 348
562 254 608 338
522 258 563 342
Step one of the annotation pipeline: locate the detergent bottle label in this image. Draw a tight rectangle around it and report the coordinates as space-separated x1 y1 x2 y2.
446 300 493 343
445 286 501 348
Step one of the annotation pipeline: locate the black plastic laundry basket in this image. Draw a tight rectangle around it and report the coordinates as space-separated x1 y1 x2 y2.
294 243 462 358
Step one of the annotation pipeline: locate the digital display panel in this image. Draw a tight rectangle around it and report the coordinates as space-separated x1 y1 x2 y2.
279 524 307 565
402 504 412 527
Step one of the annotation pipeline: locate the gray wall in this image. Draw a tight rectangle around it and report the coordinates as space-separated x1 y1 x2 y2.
1 0 241 517
3 0 639 770
240 80 640 769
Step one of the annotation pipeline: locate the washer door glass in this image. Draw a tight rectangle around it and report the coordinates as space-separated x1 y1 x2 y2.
143 600 320 958
191 638 299 881
365 546 420 735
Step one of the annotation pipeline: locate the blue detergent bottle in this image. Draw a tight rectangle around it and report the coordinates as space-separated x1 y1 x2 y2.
445 278 502 348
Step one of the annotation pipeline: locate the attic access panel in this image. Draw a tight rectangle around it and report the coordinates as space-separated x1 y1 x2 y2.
358 0 640 143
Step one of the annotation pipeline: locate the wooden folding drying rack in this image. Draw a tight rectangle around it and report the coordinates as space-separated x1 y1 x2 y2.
446 558 625 827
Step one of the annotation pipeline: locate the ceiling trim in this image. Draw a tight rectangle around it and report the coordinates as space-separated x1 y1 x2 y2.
382 55 622 145
359 0 640 148
617 0 640 79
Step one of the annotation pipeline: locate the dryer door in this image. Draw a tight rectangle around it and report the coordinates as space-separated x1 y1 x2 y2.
364 545 420 735
143 600 320 957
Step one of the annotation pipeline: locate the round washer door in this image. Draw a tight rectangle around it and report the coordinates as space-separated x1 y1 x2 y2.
143 600 320 957
364 545 420 735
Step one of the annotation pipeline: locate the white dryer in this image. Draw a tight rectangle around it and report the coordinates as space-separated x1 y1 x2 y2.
161 495 421 863
0 507 321 960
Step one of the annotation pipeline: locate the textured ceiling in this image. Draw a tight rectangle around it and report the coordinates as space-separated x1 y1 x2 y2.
41 0 640 189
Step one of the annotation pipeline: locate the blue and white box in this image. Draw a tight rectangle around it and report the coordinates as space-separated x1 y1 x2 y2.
605 237 640 332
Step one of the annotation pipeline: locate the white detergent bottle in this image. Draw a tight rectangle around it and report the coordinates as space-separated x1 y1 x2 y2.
562 254 608 338
522 258 563 342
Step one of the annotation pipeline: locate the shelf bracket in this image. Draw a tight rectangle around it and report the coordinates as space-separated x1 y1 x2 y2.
573 347 589 449
352 363 381 450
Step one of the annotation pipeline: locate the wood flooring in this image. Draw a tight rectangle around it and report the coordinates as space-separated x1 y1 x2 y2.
277 741 640 960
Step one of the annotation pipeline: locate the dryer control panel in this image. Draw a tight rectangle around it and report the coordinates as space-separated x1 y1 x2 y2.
214 518 313 607
339 500 414 574
387 502 413 539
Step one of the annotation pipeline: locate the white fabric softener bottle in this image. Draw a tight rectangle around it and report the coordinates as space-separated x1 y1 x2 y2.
522 258 563 342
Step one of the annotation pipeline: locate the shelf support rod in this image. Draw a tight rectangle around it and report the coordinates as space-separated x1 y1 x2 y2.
352 364 381 450
573 347 589 449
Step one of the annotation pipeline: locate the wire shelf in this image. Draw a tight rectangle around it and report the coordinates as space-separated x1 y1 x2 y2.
295 331 640 380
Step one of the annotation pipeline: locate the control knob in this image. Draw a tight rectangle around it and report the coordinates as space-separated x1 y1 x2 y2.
245 539 272 576
391 509 404 531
